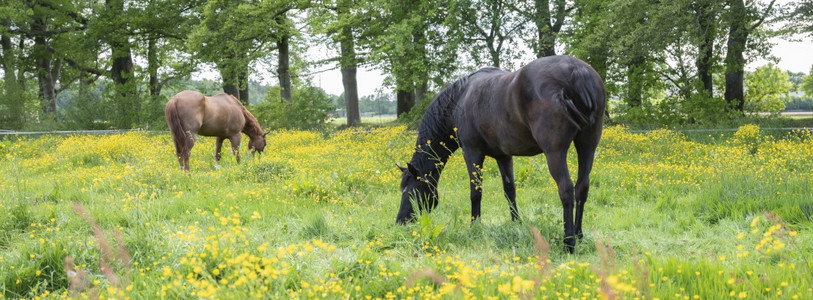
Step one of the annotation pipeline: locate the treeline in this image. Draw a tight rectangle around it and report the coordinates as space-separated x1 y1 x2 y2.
1 0 813 130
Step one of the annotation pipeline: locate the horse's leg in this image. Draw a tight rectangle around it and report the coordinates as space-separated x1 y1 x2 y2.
496 156 519 221
544 150 576 253
215 137 225 165
229 134 242 164
462 148 486 221
183 132 196 171
573 130 601 240
174 140 184 168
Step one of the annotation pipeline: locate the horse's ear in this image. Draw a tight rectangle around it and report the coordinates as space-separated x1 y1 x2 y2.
406 163 419 176
395 162 406 172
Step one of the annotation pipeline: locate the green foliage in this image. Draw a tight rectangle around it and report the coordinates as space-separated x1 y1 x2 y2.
418 214 447 242
253 85 334 131
612 93 737 128
746 63 791 114
396 94 430 129
60 84 110 130
802 65 813 96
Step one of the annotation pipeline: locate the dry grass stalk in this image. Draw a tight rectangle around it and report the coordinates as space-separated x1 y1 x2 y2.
68 202 133 297
593 238 618 300
406 268 446 288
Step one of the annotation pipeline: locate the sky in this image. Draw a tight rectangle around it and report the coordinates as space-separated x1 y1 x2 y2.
751 36 813 73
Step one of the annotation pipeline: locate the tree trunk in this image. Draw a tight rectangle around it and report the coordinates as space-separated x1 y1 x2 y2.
147 36 164 124
148 37 160 100
341 65 360 126
338 3 360 127
107 0 137 128
238 64 249 105
110 44 136 127
626 55 645 107
534 0 556 57
488 44 501 68
277 15 292 101
220 64 241 102
222 82 239 99
1 20 24 129
695 1 715 97
415 80 428 106
396 90 415 117
724 0 747 112
32 15 58 120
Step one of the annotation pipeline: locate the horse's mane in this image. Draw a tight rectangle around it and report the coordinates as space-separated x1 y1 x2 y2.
417 67 501 144
410 68 502 172
224 94 264 137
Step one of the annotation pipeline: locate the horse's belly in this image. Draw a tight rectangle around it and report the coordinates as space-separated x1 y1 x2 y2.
198 124 239 137
497 138 541 157
482 130 542 157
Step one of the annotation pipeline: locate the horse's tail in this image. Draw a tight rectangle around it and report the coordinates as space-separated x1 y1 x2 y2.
558 64 606 130
165 97 187 156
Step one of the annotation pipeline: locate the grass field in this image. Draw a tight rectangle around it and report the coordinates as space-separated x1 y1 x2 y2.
329 115 398 126
1 125 811 299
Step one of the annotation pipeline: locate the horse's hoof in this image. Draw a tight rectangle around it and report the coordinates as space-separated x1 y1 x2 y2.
564 237 576 254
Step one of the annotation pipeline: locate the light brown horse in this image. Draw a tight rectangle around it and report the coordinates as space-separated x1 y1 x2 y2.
165 90 267 171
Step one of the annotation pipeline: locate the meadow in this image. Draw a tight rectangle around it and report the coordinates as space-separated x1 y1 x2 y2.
0 124 811 299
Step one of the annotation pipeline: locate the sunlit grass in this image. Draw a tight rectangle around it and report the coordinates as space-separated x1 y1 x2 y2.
329 115 398 126
0 125 811 298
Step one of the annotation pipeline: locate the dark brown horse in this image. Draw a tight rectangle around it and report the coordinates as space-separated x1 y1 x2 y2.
165 90 267 171
396 55 606 253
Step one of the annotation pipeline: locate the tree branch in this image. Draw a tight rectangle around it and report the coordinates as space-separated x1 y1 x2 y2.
45 44 106 76
749 0 778 32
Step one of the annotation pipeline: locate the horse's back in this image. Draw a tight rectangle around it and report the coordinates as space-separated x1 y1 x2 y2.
165 91 245 137
520 56 605 149
526 55 605 126
456 55 605 157
198 93 245 137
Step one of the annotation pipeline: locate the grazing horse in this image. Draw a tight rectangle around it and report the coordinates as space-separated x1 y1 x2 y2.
165 90 267 171
396 55 606 253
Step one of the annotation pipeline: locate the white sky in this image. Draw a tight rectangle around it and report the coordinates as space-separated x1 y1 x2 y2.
750 36 813 73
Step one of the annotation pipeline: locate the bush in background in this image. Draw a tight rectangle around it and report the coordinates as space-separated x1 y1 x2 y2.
252 85 334 131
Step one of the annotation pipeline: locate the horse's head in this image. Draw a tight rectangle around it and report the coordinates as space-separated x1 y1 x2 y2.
248 132 269 154
396 163 438 224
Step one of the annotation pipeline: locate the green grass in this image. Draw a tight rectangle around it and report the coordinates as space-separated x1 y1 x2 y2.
329 115 398 126
0 125 811 299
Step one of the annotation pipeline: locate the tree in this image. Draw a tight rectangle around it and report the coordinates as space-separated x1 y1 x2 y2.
104 0 138 128
802 65 813 97
691 0 724 97
308 0 371 127
367 0 456 117
745 63 790 114
275 12 293 101
190 0 291 105
512 0 570 58
1 7 27 129
450 0 527 69
723 0 779 112
786 0 813 38
130 0 205 123
566 0 612 84
2 0 92 123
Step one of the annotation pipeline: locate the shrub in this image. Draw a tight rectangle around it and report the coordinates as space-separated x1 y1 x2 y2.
252 85 333 131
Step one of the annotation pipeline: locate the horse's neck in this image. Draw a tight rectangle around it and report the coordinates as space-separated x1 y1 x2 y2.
408 136 459 184
241 113 262 138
